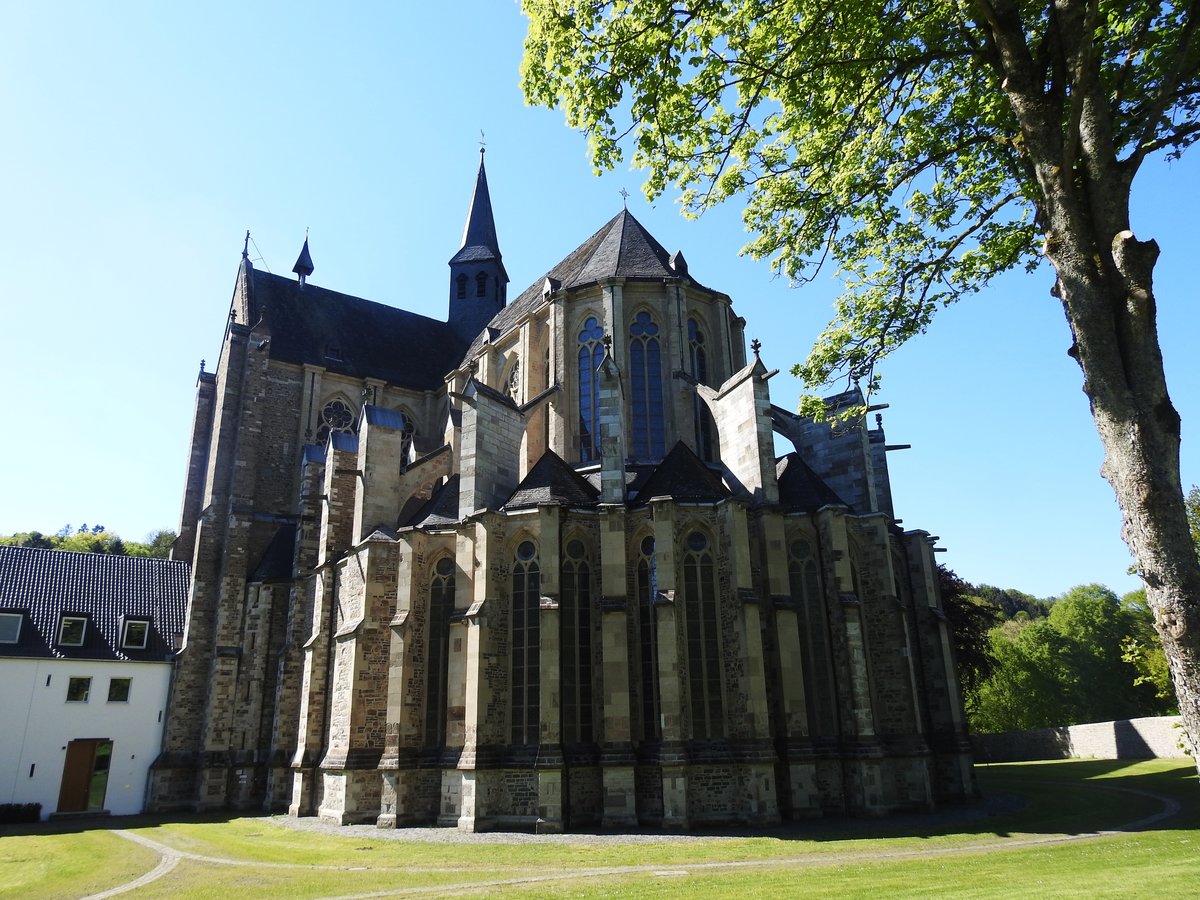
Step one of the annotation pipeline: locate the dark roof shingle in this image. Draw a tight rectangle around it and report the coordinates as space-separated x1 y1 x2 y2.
0 547 189 661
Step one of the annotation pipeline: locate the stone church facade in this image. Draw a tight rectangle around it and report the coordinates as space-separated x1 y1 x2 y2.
149 154 974 830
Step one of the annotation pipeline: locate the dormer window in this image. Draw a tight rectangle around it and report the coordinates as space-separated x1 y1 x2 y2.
0 612 21 643
325 346 344 362
122 619 150 650
58 616 87 647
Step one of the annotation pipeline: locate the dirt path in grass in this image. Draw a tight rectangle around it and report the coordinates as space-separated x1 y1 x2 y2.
83 783 1181 899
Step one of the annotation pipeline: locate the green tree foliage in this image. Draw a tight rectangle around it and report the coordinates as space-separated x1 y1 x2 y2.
938 565 1000 708
973 584 1053 620
1122 588 1178 709
522 0 1200 763
972 584 1171 732
1186 485 1200 557
0 527 176 558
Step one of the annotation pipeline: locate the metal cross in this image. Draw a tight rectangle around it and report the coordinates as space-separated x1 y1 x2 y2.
619 187 630 209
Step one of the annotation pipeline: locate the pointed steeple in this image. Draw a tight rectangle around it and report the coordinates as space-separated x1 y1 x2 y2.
447 149 509 342
449 149 507 280
292 234 314 287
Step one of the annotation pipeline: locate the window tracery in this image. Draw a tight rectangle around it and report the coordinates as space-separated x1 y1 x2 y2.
315 398 356 445
511 539 541 745
424 556 455 748
560 538 593 743
629 311 665 459
682 529 723 739
688 318 718 462
577 316 604 462
636 533 661 741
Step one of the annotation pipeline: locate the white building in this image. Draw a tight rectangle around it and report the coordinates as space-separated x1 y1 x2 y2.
0 547 188 819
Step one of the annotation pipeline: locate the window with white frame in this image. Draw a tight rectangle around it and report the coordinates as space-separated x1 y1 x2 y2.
59 616 87 647
66 677 91 702
108 678 132 702
121 619 150 650
0 612 21 643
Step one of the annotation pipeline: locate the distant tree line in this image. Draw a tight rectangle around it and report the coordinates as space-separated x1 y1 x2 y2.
0 523 175 559
940 569 1176 734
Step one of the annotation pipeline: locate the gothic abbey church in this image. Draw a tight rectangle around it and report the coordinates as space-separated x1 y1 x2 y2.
149 154 975 830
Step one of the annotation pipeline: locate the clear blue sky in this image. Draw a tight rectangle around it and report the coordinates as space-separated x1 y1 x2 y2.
2 3 1196 599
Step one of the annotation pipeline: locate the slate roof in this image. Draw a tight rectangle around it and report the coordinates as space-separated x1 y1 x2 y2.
632 441 731 505
462 209 711 363
0 547 189 662
776 453 849 513
504 450 601 510
247 266 465 391
404 475 461 529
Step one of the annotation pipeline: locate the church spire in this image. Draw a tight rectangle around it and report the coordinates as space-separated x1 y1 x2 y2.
453 148 505 275
292 233 314 289
447 149 509 342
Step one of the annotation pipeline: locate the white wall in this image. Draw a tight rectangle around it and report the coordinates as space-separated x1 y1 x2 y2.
0 657 172 819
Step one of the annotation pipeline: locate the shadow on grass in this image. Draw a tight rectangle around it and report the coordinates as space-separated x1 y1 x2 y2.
1 759 1193 848
0 809 242 839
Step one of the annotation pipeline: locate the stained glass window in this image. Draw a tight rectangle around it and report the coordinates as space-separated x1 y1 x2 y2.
561 539 593 743
511 540 541 745
315 398 356 445
682 530 723 738
577 317 605 462
637 534 661 741
788 537 837 738
424 556 455 748
688 318 718 462
629 311 665 459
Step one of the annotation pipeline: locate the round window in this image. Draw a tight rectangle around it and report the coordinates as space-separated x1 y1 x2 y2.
566 539 586 559
687 531 708 552
790 540 812 560
516 540 537 561
435 557 455 577
640 535 655 556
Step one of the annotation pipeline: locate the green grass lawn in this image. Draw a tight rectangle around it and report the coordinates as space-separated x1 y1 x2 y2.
2 759 1197 899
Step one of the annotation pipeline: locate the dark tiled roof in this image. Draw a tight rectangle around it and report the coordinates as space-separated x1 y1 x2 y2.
404 475 461 529
448 155 508 281
249 525 297 583
247 267 465 391
504 450 601 510
0 547 189 661
632 441 731 505
776 453 849 513
462 210 710 363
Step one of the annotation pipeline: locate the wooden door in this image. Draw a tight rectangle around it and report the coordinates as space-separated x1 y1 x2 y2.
56 739 112 813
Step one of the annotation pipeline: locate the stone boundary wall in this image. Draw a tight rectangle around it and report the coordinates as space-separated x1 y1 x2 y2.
971 716 1193 763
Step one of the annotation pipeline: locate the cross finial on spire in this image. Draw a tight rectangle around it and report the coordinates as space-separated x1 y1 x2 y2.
479 130 486 155
619 187 630 209
242 230 250 260
751 337 762 358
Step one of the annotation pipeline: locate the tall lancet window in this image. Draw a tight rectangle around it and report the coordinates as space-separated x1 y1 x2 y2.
629 311 665 459
636 534 661 741
682 530 723 739
424 556 455 748
788 537 837 738
511 540 541 745
560 539 593 744
577 317 605 462
687 318 718 462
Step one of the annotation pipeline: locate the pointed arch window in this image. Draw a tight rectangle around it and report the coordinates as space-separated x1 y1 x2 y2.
511 540 541 745
561 539 593 744
688 318 718 462
637 534 661 741
788 536 837 738
456 273 468 300
476 271 488 298
682 530 723 739
424 556 455 748
629 311 665 459
577 317 605 462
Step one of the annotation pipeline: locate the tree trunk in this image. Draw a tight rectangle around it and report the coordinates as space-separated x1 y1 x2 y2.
1051 231 1200 772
